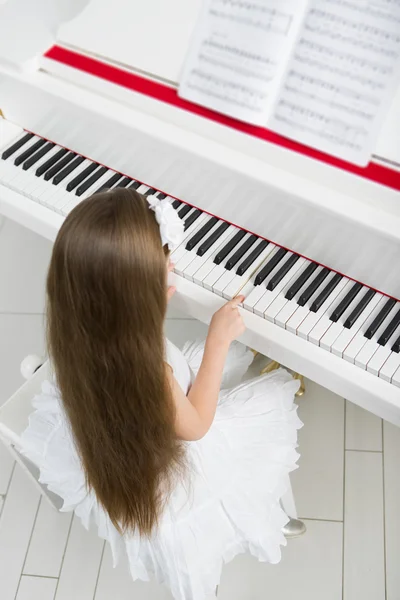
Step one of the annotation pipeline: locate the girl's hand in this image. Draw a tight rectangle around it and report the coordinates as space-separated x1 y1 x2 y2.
167 261 176 302
208 296 246 348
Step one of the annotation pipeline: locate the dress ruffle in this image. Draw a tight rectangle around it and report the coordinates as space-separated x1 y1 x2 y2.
21 340 302 600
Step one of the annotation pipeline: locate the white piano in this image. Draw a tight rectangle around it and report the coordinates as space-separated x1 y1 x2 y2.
0 0 399 425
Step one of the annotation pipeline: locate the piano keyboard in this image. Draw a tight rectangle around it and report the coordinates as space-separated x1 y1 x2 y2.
1 131 400 389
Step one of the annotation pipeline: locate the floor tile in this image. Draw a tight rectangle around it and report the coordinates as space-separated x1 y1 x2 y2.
164 318 208 349
0 218 52 314
218 520 342 600
55 516 104 600
16 575 57 600
24 498 73 578
0 313 46 406
291 380 345 521
95 543 172 600
344 451 385 600
345 401 382 451
0 441 15 494
383 421 400 600
0 463 41 600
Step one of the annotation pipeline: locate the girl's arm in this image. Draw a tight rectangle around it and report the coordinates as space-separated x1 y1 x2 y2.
169 296 245 441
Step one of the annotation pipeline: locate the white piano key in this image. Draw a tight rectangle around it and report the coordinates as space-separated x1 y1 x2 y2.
242 283 269 312
331 292 383 358
62 169 117 214
222 245 272 299
201 231 249 291
19 146 63 196
284 268 326 333
342 296 388 363
392 366 400 388
379 352 400 383
354 303 399 370
297 273 347 340
274 260 319 328
252 253 305 318
62 172 110 214
183 224 234 281
319 287 368 352
170 212 208 264
39 158 84 207
367 328 400 376
263 256 308 322
174 220 221 275
212 234 256 297
308 280 353 346
1 136 42 184
192 228 239 286
50 159 100 213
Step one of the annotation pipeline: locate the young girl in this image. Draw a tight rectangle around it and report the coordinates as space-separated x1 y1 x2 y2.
22 188 302 600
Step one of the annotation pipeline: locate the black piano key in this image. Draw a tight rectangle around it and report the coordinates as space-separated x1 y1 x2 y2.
14 138 46 166
214 230 246 265
343 288 376 329
178 204 192 219
285 261 318 300
172 199 182 209
225 235 257 271
76 166 108 196
114 176 131 188
330 282 363 323
53 156 85 185
392 335 400 353
310 273 342 313
2 132 34 160
236 239 269 276
128 181 141 190
95 172 122 193
44 152 76 181
157 192 167 199
267 253 300 291
145 187 156 195
297 267 330 307
254 247 287 286
22 142 55 171
197 222 230 257
186 217 218 251
184 209 202 230
377 308 400 346
364 298 396 339
66 162 98 192
36 148 68 177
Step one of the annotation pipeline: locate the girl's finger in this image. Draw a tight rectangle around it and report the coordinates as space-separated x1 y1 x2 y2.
168 262 175 272
229 295 245 307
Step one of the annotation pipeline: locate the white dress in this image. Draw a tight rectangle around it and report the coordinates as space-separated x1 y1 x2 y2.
21 339 302 600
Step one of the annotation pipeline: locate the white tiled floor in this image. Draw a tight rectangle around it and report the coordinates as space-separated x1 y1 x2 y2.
1 219 400 600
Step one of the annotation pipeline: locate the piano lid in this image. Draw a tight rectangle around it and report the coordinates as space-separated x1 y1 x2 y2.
55 0 400 168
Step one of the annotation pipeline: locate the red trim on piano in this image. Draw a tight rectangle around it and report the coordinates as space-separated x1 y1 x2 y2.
44 44 400 193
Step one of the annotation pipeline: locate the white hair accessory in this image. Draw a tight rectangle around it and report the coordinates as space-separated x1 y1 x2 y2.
146 195 184 251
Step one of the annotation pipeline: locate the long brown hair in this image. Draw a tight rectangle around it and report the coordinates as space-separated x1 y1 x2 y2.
46 188 185 535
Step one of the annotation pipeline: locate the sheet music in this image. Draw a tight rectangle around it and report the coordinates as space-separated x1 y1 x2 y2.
268 0 400 165
178 0 309 125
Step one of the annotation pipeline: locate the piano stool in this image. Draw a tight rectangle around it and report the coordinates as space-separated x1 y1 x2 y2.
0 354 306 536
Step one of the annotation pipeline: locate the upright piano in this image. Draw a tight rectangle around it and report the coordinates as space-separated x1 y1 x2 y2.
0 0 399 424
